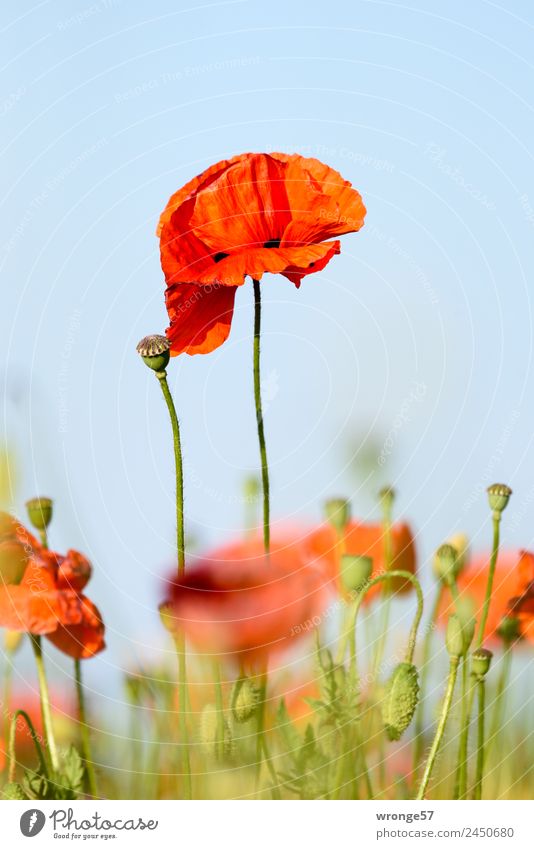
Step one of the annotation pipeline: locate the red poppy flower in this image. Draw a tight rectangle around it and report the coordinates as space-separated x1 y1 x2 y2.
0 514 105 660
161 536 331 666
438 549 534 644
304 520 417 600
158 152 366 355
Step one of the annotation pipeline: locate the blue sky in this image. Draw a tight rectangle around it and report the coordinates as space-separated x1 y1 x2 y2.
1 0 534 701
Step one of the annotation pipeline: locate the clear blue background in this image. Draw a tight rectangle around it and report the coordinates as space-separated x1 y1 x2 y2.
1 0 533 711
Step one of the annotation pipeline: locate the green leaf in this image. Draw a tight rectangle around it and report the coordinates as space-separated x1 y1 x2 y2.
59 746 85 795
2 782 28 800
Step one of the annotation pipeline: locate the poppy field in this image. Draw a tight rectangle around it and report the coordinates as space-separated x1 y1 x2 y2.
1 153 532 802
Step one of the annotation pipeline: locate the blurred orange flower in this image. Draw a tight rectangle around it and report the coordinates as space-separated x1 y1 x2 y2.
158 152 366 355
438 549 534 644
304 520 417 600
161 536 331 666
0 512 105 659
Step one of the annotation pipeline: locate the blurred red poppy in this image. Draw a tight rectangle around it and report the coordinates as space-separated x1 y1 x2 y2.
0 513 105 660
158 152 366 355
161 536 331 666
304 520 417 600
438 549 534 644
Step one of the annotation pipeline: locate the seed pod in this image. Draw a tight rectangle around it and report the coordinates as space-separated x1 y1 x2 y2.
136 334 171 373
324 498 351 534
487 483 512 515
230 677 259 723
25 497 53 531
381 662 420 741
497 615 521 644
340 554 372 593
471 648 493 679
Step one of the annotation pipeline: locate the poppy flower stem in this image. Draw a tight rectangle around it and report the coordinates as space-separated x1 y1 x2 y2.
30 635 59 773
472 678 486 799
156 370 192 799
252 279 270 557
8 709 48 783
415 655 460 800
74 658 98 798
412 582 444 777
487 641 512 760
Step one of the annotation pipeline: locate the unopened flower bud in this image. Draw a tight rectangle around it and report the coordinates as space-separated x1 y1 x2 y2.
446 612 475 658
230 677 259 723
471 648 492 679
487 483 512 515
497 615 521 644
199 704 233 758
340 554 372 593
158 603 177 634
381 662 419 741
433 543 459 585
447 533 469 578
136 334 171 374
4 630 23 655
324 498 351 534
25 497 53 532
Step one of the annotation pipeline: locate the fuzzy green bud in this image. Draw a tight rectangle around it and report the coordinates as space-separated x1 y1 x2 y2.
25 497 53 532
381 662 420 741
199 704 233 758
230 677 259 723
487 483 512 515
433 543 459 585
445 612 475 658
324 498 351 534
340 554 372 593
136 334 171 374
471 648 493 679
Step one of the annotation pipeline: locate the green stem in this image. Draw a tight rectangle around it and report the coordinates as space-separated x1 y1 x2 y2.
476 514 501 648
455 513 501 798
413 583 443 776
30 635 59 772
157 371 192 799
453 656 469 799
8 709 48 782
213 661 225 762
416 655 460 800
372 498 394 676
487 642 512 758
253 279 270 556
472 678 486 799
74 659 97 797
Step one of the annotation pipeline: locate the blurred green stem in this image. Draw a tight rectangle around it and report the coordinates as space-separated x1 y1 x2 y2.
30 635 59 772
157 370 192 799
413 583 443 776
416 655 460 800
472 678 486 800
75 658 98 797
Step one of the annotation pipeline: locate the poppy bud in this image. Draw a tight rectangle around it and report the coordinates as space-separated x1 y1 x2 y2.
4 630 23 655
446 612 475 658
25 497 53 531
433 543 459 585
324 498 351 534
340 554 372 593
471 648 493 679
497 615 521 644
487 483 512 515
447 533 469 578
230 676 259 723
136 334 171 374
0 540 27 585
199 704 233 758
158 603 177 634
381 662 420 741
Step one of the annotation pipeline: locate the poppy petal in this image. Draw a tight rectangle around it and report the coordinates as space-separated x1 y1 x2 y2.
46 596 105 659
166 282 238 355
